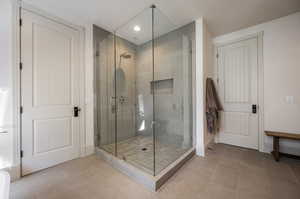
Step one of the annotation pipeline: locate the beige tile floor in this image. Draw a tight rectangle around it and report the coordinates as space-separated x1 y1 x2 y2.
10 144 300 199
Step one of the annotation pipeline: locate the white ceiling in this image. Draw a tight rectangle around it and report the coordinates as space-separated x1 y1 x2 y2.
115 7 177 45
24 0 300 36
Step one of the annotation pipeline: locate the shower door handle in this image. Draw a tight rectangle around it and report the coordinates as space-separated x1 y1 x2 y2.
151 121 160 128
151 121 156 128
111 104 117 114
111 96 118 114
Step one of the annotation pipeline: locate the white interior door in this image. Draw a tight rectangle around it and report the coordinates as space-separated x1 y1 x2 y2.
21 9 81 175
217 38 259 149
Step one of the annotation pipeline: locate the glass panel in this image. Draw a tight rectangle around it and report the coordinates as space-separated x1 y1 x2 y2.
94 6 195 177
153 8 194 175
114 7 154 175
93 25 116 155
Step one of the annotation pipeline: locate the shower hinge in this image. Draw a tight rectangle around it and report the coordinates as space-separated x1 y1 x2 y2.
20 150 24 158
19 19 22 27
19 62 23 70
20 106 23 114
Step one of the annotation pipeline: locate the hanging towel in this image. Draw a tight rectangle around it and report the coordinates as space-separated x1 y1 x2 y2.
206 78 223 133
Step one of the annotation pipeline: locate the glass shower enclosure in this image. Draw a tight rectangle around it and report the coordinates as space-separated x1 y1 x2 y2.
94 5 194 176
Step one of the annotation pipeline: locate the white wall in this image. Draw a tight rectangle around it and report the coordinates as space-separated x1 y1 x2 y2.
195 19 204 156
202 21 215 149
0 0 14 170
84 25 96 154
195 18 215 156
214 12 300 155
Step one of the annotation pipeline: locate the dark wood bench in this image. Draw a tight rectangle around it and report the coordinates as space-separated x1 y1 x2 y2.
265 131 300 161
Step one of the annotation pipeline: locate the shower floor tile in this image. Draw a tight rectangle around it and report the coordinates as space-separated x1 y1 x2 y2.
101 135 190 175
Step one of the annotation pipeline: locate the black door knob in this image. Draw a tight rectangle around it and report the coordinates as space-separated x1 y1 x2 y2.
252 104 257 114
74 106 81 117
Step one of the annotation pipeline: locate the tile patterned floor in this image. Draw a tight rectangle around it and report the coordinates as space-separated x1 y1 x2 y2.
101 135 190 175
10 144 300 199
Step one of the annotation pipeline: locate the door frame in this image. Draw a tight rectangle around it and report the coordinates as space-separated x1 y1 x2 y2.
11 1 86 179
213 32 265 152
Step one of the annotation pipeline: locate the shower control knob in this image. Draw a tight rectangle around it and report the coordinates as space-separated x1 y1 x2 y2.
119 96 126 104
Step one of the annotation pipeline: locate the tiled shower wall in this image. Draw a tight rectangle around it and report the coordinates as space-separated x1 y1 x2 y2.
135 23 195 147
94 26 137 146
94 22 195 148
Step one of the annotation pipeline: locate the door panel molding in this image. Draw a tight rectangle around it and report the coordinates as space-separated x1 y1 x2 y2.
216 36 259 150
214 32 264 152
12 1 86 179
21 9 81 175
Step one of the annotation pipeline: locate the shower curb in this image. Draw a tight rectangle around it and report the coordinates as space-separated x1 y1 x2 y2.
95 147 195 191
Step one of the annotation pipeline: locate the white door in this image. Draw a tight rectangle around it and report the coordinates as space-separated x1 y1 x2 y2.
21 9 81 175
217 38 259 149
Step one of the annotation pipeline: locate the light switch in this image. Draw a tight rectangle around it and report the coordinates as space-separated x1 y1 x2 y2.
285 96 294 104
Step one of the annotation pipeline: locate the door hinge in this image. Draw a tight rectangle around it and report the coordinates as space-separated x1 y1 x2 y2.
20 106 23 114
20 150 24 158
19 62 23 70
19 19 22 26
216 53 219 58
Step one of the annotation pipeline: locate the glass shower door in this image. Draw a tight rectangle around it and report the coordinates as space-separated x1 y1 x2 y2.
153 9 194 175
114 7 155 175
94 26 116 155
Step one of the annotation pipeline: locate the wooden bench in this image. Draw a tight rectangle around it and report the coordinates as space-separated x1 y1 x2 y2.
265 131 300 161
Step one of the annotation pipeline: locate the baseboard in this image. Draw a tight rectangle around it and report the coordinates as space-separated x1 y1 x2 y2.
3 146 95 181
205 136 215 150
1 165 20 182
264 141 300 156
196 145 204 157
84 145 95 156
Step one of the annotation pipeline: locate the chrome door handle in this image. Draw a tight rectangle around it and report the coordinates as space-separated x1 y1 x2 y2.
151 121 156 128
151 121 160 128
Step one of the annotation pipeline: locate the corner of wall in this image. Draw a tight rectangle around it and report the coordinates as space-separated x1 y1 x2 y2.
1 164 20 182
195 18 205 157
84 145 95 156
84 23 95 151
195 17 215 156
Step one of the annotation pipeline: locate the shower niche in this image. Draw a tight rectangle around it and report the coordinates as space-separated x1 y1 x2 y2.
150 78 174 95
94 5 195 190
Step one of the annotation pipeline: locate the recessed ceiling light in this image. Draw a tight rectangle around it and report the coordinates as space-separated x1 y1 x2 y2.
134 25 141 32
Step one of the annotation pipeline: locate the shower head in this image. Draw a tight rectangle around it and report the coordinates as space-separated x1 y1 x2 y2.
120 53 131 59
